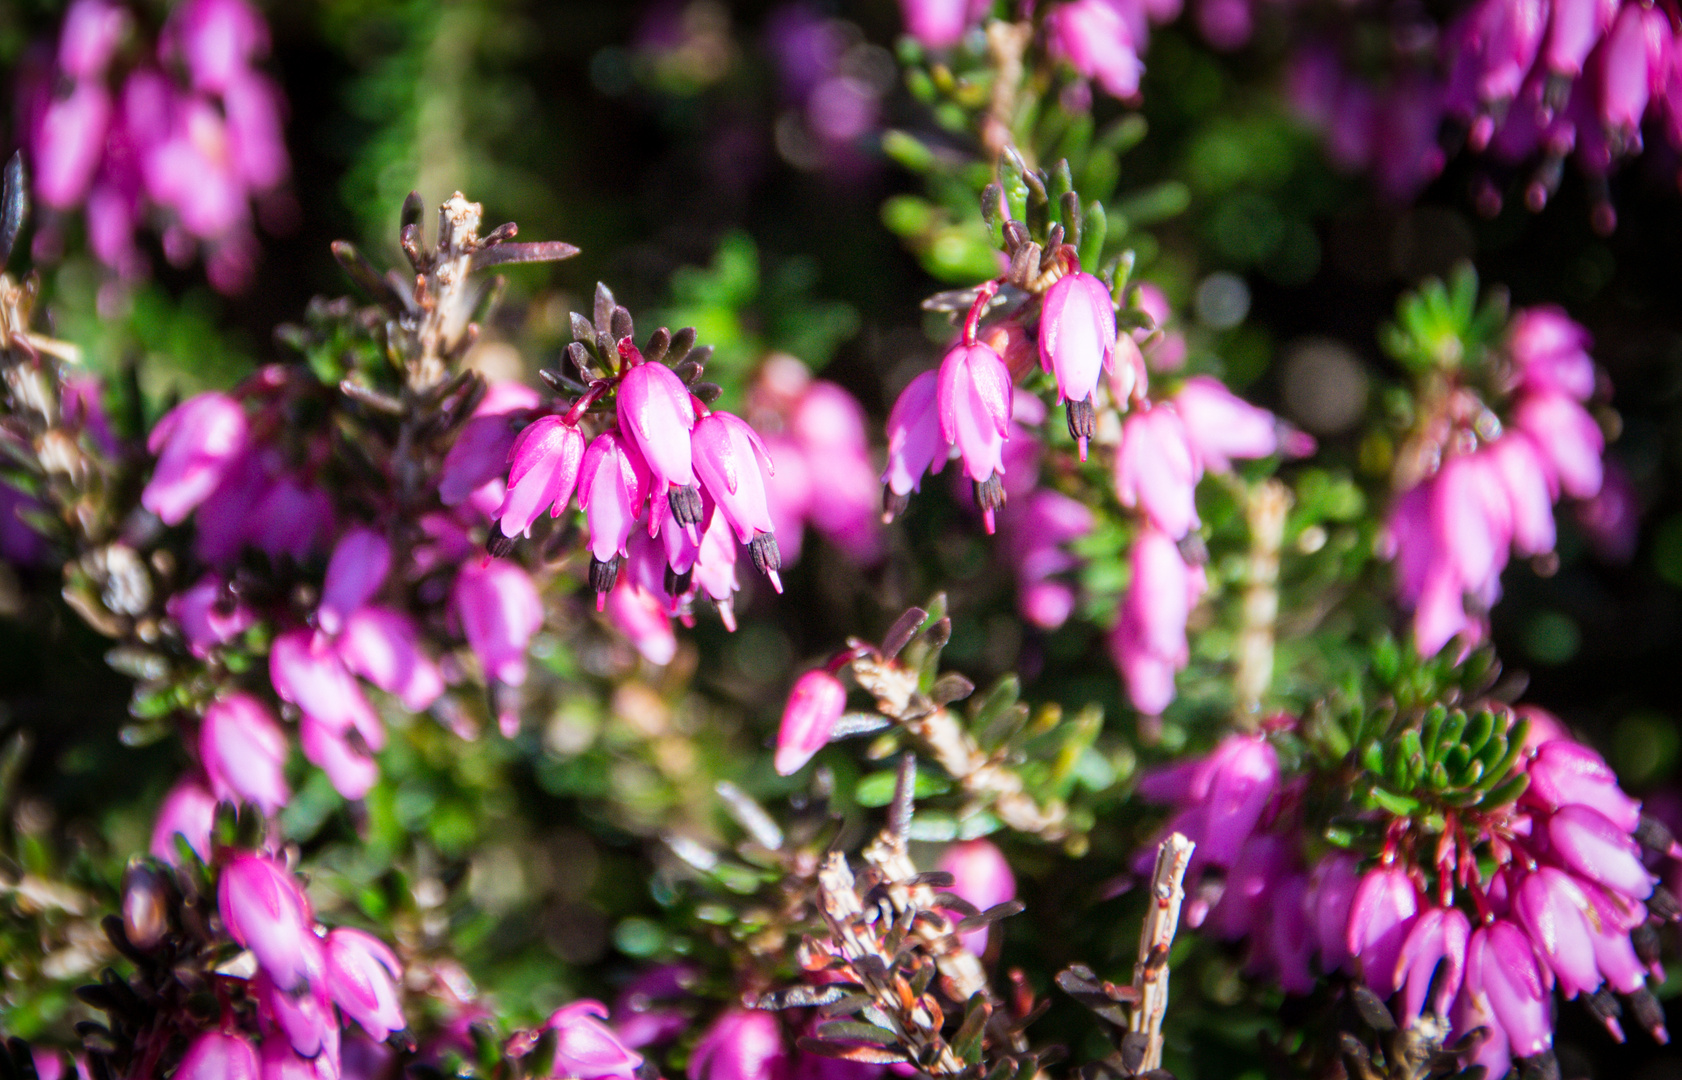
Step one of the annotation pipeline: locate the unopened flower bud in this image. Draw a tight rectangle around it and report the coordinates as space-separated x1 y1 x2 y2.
774 669 847 776
122 859 170 949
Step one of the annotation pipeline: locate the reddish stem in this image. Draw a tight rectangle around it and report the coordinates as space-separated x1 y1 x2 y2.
561 379 616 426
962 280 1001 346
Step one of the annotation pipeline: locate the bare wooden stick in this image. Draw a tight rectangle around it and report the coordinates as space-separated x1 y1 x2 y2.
1128 832 1195 1073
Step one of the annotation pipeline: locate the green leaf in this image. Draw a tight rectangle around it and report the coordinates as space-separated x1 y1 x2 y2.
1078 201 1107 273
857 769 950 808
1367 786 1419 816
1478 771 1530 810
1464 709 1496 755
882 130 936 174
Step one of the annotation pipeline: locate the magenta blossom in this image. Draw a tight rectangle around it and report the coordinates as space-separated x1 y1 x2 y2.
176 1032 260 1080
881 370 945 519
150 777 218 863
200 692 289 816
938 839 1017 954
318 528 392 637
936 341 1013 532
142 392 251 525
1172 376 1285 474
774 669 847 776
1038 270 1116 459
578 431 652 600
1046 0 1144 101
1114 404 1200 540
1463 920 1554 1062
689 1009 788 1080
897 0 990 49
618 360 701 529
692 411 783 591
1110 523 1204 715
603 576 678 667
439 381 541 507
219 852 319 992
168 573 255 657
453 558 543 687
498 416 586 539
1346 866 1420 999
1395 904 1471 1022
324 927 405 1041
548 1000 644 1080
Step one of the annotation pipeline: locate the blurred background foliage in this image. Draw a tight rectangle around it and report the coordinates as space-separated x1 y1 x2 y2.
4 0 1682 1074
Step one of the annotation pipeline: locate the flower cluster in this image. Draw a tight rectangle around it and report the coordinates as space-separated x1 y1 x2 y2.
1290 0 1682 217
21 0 289 291
1384 305 1608 657
491 290 787 651
1139 723 1681 1079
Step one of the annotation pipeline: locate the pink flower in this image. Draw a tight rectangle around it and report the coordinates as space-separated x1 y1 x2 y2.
498 416 587 539
1139 732 1279 869
337 606 445 712
689 1009 787 1080
1039 270 1116 457
897 0 991 49
1464 920 1553 1060
1523 739 1642 832
168 574 255 657
439 382 542 507
200 692 290 815
142 392 250 525
937 341 1014 532
694 510 742 630
611 964 697 1049
1114 405 1200 540
1576 458 1639 563
1346 866 1419 999
618 361 701 526
1172 377 1281 474
1512 391 1604 499
251 477 335 564
1544 0 1618 78
1046 0 1143 101
1488 434 1556 558
1598 4 1668 141
938 839 1016 953
1394 904 1471 1022
692 412 782 591
32 80 112 210
774 669 847 775
1431 450 1514 603
1547 804 1655 900
150 777 218 863
298 712 378 801
58 0 129 80
548 1000 644 1080
165 0 270 93
578 431 652 593
325 927 405 1041
1508 306 1596 401
1514 867 1602 999
269 628 383 749
452 558 543 686
881 370 945 518
1110 524 1203 715
219 853 319 991
176 1032 259 1080
1308 853 1361 973
603 578 678 666
253 971 334 1058
319 528 391 637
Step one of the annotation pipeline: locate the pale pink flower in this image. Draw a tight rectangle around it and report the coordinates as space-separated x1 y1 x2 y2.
319 527 391 637
324 928 405 1041
1114 404 1200 540
1110 524 1203 714
150 777 218 863
1172 376 1281 473
219 853 319 991
774 669 847 775
200 692 289 816
881 370 945 516
142 392 250 525
548 1000 644 1080
936 341 1013 531
938 839 1016 953
453 558 543 686
1046 0 1144 101
689 1009 787 1080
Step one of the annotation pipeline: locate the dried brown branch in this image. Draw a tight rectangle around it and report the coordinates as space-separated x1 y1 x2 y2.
1127 832 1194 1073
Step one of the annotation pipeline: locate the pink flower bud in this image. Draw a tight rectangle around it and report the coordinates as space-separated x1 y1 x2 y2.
1547 803 1655 900
298 712 377 800
689 1009 787 1080
438 382 541 506
1208 833 1293 941
548 1000 644 1080
603 578 678 666
1488 434 1556 558
1308 853 1361 973
319 528 391 636
1395 904 1471 1022
1508 305 1596 401
1514 867 1601 999
252 477 335 564
1512 390 1604 499
1194 734 1279 869
1039 270 1116 408
168 574 255 657
1464 920 1553 1059
897 0 990 49
325 927 405 1041
452 558 543 686
774 669 847 775
936 341 1013 531
177 1032 260 1080
1599 4 1667 139
58 0 130 80
219 853 319 991
1046 0 1143 101
165 0 270 93
142 392 251 525
498 417 587 539
253 971 333 1058
882 370 946 509
1172 377 1280 474
337 606 445 712
1581 882 1651 995
1524 739 1641 832
1114 405 1200 540
1110 524 1203 715
938 839 1016 953
692 412 778 549
150 777 218 863
31 80 112 211
200 692 290 816
1346 866 1419 998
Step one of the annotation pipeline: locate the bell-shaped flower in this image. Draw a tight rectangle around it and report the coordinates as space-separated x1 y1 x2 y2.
1194 734 1279 869
1548 803 1655 900
319 528 390 636
1039 271 1115 459
453 558 543 687
1430 450 1514 602
1114 405 1200 540
611 964 697 1050
1110 524 1203 716
603 578 678 667
325 927 405 1041
1045 0 1143 100
1395 904 1471 1022
298 712 378 801
168 574 256 657
1576 458 1639 563
578 431 651 587
1346 865 1420 998
939 839 1016 954
881 370 945 517
1508 306 1597 401
1465 920 1554 1060
58 0 130 80
692 412 782 592
1309 853 1361 973
693 510 741 631
258 1036 335 1080
1488 435 1556 559
269 629 383 749
219 853 319 992
1581 883 1652 996
1262 871 1317 995
253 971 333 1058
897 0 990 49
164 0 269 93
1514 867 1602 999
31 79 112 211
548 1000 644 1080
176 1032 260 1080
200 692 290 816
150 777 218 864
618 361 700 521
1513 391 1604 499
1524 739 1642 832
1172 377 1281 474
142 392 251 525
937 341 1013 531
774 669 847 776
689 1009 787 1080
498 416 586 539
337 606 444 712
1598 4 1667 140
1543 0 1618 78
439 382 541 507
